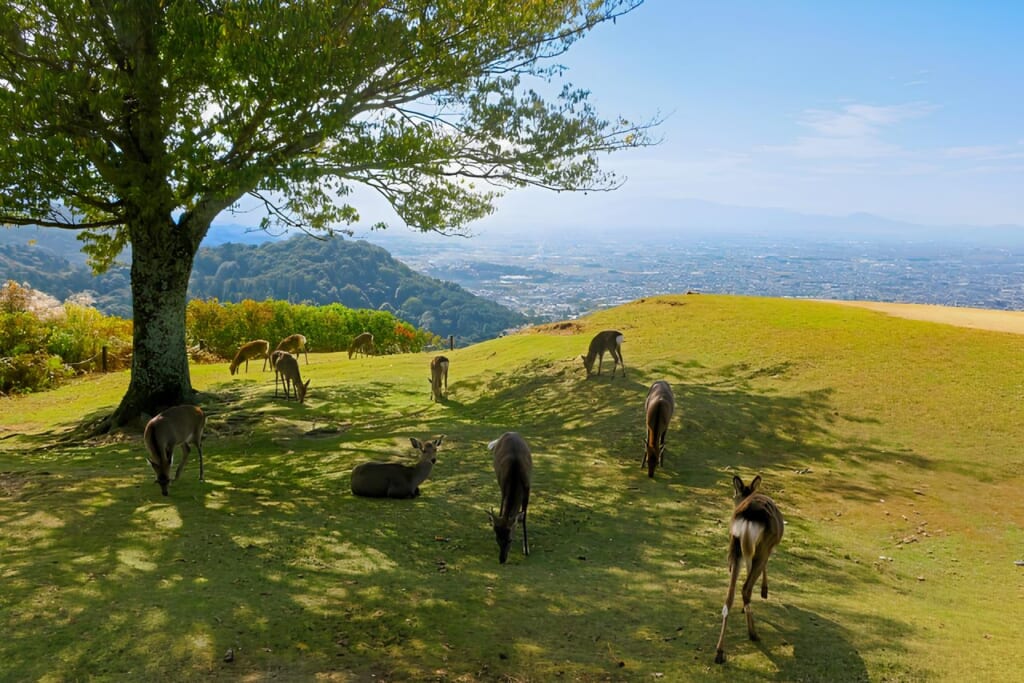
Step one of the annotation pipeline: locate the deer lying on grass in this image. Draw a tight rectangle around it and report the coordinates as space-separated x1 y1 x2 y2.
429 355 449 402
275 333 308 364
642 380 675 478
715 475 784 664
581 330 625 378
348 332 375 359
229 339 270 375
350 437 444 498
274 352 310 403
143 405 206 496
487 432 533 564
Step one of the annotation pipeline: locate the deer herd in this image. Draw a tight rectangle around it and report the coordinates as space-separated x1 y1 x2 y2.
143 328 782 664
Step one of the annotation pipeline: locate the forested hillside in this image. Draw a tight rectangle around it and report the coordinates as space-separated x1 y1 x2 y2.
0 230 528 344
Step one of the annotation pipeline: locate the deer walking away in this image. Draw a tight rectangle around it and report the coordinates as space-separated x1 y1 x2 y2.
350 437 444 498
582 330 625 378
714 474 784 664
642 380 675 478
229 339 270 375
429 355 449 402
487 432 533 564
143 405 206 496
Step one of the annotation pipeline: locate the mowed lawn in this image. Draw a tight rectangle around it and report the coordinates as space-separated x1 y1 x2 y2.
1 294 1022 682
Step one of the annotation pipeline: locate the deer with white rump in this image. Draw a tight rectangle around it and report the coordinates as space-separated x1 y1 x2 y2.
275 333 308 365
581 329 625 378
429 355 449 402
487 432 533 564
348 332 375 359
229 339 270 375
350 437 444 498
642 380 674 478
274 352 310 403
714 474 784 664
143 405 206 496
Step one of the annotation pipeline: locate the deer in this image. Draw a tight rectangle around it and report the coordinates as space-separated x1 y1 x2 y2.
268 348 290 371
275 333 308 364
642 380 675 478
274 351 310 403
581 329 625 378
487 432 533 564
715 474 785 664
348 331 375 359
350 436 444 498
143 405 206 496
429 355 449 402
229 339 270 375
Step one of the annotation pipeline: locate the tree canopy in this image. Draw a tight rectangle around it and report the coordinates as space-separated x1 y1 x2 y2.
0 0 657 426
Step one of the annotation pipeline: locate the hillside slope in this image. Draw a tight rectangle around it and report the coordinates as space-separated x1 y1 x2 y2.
0 229 527 343
1 294 1021 681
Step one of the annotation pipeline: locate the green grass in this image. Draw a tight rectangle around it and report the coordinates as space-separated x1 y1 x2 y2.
2 293 1023 681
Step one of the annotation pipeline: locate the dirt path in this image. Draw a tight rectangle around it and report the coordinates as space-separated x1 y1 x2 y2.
823 300 1024 335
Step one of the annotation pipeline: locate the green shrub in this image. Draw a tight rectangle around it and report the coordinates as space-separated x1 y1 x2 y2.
0 352 73 395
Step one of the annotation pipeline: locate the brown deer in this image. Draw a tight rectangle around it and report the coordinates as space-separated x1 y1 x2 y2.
267 348 290 371
143 405 206 496
348 331 375 359
642 380 675 478
581 330 625 378
487 432 533 564
714 475 784 664
429 355 449 402
275 333 308 364
274 352 310 403
350 437 444 498
229 339 270 375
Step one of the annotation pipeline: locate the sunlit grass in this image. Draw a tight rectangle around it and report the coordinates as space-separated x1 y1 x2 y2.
1 294 1023 680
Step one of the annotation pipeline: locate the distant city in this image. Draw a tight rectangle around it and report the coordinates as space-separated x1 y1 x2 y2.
364 229 1024 321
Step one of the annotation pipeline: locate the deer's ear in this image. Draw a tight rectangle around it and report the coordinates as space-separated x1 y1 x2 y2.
732 475 745 495
749 475 762 492
486 510 496 524
433 436 445 447
410 438 422 450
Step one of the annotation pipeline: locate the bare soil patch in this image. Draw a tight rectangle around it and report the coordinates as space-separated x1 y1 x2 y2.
823 300 1024 335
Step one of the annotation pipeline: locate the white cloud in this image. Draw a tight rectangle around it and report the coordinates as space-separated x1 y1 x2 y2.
764 102 936 160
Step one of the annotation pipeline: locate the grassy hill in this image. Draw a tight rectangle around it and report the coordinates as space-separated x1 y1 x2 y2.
1 294 1022 681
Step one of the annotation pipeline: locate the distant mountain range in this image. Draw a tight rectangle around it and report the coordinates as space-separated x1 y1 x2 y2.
0 228 528 344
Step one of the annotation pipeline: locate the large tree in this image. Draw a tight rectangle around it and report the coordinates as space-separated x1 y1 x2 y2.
0 0 655 428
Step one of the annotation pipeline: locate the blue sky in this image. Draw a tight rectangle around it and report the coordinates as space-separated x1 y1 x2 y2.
232 2 1024 236
461 0 1024 235
469 1 1024 232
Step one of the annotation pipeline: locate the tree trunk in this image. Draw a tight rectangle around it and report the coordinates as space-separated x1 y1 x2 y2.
107 217 201 430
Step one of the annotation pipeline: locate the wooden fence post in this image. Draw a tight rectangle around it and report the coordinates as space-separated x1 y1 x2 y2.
102 346 108 372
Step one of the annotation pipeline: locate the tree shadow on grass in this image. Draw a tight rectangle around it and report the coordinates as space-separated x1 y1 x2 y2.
0 351 932 680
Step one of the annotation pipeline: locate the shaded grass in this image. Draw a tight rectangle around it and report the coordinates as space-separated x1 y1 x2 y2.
1 294 1022 681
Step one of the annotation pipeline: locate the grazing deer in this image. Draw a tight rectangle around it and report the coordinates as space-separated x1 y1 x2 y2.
350 436 444 498
348 331 375 359
143 405 206 496
268 348 290 371
715 475 784 664
274 352 310 403
487 432 533 564
229 339 270 375
642 380 675 478
429 355 449 402
581 330 625 378
275 333 308 365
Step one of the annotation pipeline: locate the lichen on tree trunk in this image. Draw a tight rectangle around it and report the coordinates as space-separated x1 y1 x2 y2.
107 217 201 430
